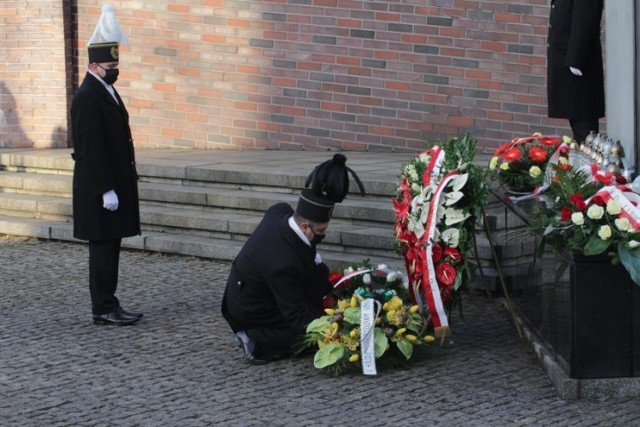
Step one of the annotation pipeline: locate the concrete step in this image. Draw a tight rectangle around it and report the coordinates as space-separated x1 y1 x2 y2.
0 214 403 268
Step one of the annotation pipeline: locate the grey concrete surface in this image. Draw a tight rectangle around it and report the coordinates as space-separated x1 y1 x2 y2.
2 235 639 426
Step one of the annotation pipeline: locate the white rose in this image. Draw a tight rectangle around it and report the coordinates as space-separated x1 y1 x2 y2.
386 271 398 283
628 240 640 249
489 156 499 170
344 267 354 274
376 264 387 270
615 217 631 231
598 225 612 240
586 205 604 220
606 199 622 215
362 274 371 285
529 166 542 178
571 212 584 225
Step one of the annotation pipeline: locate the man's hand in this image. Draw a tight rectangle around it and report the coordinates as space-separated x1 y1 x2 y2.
569 67 583 76
102 189 119 211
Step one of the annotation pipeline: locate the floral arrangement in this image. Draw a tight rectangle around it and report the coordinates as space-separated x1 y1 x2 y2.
297 261 435 376
488 133 564 191
393 134 487 336
532 163 640 285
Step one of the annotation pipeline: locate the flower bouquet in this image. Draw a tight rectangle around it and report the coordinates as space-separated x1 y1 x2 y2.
297 261 435 376
531 164 640 285
488 133 563 193
393 134 487 337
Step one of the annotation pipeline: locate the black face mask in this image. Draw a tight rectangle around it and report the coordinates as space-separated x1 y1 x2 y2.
97 65 119 85
310 232 326 246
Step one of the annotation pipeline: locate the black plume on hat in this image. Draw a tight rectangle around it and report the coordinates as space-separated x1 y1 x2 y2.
304 153 365 203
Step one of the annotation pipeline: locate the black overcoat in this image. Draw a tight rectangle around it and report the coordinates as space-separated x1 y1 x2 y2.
222 203 332 338
547 0 605 120
71 72 140 241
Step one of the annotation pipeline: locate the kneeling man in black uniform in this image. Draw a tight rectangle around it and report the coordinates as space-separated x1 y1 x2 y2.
221 154 364 364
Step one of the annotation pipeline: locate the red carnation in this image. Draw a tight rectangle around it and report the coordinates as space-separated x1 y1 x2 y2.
436 262 457 286
443 247 462 264
432 244 443 263
568 194 586 211
528 147 548 163
503 148 521 162
560 206 572 222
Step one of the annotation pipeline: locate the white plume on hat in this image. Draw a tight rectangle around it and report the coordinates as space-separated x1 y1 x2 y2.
88 3 129 47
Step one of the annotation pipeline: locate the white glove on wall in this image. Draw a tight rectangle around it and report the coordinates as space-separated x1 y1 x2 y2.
569 67 583 76
102 189 119 211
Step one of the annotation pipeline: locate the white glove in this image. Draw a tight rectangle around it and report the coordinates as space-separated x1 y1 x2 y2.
569 67 583 76
102 190 119 211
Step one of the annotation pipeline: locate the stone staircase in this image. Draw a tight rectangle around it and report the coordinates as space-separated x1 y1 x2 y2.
0 148 408 268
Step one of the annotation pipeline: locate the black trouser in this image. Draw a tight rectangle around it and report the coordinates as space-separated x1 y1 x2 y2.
89 238 121 315
570 119 599 143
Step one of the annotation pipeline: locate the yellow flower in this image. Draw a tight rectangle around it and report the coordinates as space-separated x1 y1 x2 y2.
598 225 612 240
324 308 336 315
350 296 358 308
529 165 541 178
331 322 339 330
349 328 359 339
386 296 403 311
559 156 568 165
562 135 572 143
349 354 360 363
405 334 418 343
499 162 509 171
489 156 499 170
409 305 420 314
424 335 435 343
395 327 407 337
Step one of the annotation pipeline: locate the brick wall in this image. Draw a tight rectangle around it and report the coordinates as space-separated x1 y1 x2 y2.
0 0 72 148
3 0 605 152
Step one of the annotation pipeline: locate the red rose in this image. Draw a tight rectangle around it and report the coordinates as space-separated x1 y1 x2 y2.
568 194 586 211
503 148 521 162
590 195 605 206
528 147 548 163
328 271 343 285
322 295 337 309
443 247 462 263
560 206 572 222
432 244 443 262
436 262 457 286
616 175 628 185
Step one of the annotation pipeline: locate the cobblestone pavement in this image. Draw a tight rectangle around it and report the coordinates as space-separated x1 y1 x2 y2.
1 236 639 427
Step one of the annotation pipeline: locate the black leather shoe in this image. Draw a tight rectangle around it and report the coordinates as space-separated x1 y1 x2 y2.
234 331 268 365
118 306 143 318
93 310 140 325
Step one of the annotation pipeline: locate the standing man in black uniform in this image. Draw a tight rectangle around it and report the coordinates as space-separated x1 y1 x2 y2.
71 4 142 325
547 0 605 143
222 154 365 364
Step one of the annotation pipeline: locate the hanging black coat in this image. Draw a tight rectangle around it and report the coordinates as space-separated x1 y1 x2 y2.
547 0 605 120
71 72 140 241
221 203 332 354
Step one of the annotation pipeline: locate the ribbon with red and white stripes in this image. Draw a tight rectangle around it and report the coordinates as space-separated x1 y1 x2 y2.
588 185 640 231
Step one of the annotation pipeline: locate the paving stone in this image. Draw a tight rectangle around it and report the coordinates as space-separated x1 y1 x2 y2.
1 236 639 426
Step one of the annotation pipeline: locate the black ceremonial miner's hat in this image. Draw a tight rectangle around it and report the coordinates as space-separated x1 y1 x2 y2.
295 154 366 223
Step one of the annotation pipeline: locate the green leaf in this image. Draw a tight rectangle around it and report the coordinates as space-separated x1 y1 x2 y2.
306 316 330 333
343 307 361 324
396 338 414 360
313 344 344 369
373 328 389 358
618 243 640 286
583 233 611 256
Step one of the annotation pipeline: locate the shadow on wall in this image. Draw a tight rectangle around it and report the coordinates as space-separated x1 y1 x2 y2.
0 81 34 148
